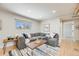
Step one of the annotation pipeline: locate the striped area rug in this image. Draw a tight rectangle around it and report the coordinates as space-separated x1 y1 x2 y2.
7 44 59 56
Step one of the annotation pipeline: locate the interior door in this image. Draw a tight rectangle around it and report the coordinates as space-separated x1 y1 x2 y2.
63 21 74 39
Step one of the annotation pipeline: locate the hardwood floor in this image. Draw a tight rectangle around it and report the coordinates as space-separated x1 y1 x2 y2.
0 45 16 56
0 39 79 56
58 39 79 56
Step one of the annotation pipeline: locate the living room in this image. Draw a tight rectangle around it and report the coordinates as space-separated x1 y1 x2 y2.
0 3 79 56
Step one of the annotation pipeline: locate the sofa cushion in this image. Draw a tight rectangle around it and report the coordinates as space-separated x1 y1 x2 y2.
22 33 29 38
16 37 26 50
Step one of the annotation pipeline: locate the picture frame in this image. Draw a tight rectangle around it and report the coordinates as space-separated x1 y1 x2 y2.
43 24 50 33
0 20 2 30
15 19 32 29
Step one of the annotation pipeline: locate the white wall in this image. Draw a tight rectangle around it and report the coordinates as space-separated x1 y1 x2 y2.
0 9 40 39
0 9 61 46
40 18 61 43
74 19 79 40
40 18 61 36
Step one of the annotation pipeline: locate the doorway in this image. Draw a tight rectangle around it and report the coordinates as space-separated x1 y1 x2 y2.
62 21 74 40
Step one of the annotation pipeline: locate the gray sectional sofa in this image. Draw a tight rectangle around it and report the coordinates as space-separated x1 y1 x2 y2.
9 32 59 56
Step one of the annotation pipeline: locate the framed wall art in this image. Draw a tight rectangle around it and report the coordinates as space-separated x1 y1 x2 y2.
0 20 2 30
15 18 32 29
43 24 50 33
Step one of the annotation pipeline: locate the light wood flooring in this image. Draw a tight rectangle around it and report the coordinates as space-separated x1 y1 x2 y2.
58 39 79 56
0 39 79 56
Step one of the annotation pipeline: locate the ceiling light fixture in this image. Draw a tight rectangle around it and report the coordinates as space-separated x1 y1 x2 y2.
27 10 31 13
39 16 42 18
52 10 56 13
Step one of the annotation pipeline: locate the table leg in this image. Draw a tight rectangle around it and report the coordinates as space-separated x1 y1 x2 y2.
31 49 33 56
3 43 6 55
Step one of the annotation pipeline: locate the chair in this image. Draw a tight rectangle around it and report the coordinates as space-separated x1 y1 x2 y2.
9 36 28 56
47 33 59 47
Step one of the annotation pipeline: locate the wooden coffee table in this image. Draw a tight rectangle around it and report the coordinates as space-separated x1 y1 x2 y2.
26 39 47 55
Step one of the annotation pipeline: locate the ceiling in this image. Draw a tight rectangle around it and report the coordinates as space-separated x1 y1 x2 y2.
0 3 76 20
